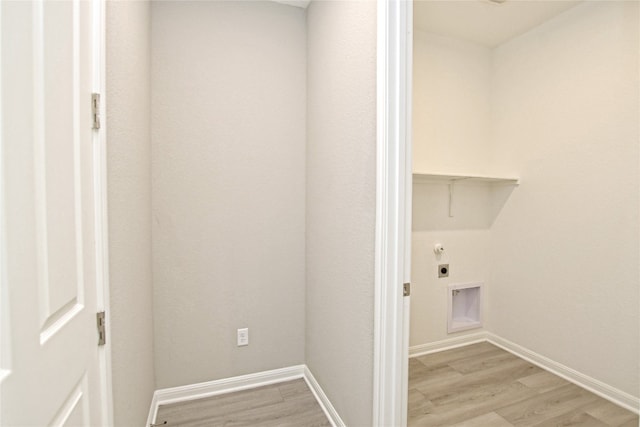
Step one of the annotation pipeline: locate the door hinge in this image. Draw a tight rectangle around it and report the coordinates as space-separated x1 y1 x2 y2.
403 282 411 297
96 311 106 346
91 93 101 130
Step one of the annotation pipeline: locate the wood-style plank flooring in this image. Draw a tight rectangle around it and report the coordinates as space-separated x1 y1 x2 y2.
155 379 330 427
408 342 639 427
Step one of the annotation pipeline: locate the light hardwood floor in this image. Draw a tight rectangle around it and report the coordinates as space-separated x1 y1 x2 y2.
155 379 330 427
153 345 637 427
408 342 639 427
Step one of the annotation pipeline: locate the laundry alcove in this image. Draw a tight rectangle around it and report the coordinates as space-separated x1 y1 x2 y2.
106 1 378 425
409 0 639 410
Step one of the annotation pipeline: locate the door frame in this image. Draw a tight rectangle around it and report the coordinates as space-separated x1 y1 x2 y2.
373 0 412 425
90 0 114 423
93 0 114 424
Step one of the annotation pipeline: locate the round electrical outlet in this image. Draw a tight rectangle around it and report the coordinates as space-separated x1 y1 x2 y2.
438 264 449 278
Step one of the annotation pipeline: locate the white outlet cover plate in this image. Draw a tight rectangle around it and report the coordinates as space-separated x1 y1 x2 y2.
237 328 249 346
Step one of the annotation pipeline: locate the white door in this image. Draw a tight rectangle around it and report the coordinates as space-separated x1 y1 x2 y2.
0 0 109 425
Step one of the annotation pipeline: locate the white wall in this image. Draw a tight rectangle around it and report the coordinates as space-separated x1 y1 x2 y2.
151 1 306 389
489 1 639 397
413 31 492 176
305 1 377 425
411 226 490 345
411 31 493 345
106 1 156 424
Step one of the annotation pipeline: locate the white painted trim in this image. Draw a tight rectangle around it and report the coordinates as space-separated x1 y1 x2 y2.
0 0 10 397
409 332 488 358
303 366 345 427
400 3 413 427
486 333 640 414
373 0 411 425
146 365 307 426
93 0 113 424
146 393 159 427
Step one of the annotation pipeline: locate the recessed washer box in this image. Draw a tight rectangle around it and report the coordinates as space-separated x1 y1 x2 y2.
447 282 483 333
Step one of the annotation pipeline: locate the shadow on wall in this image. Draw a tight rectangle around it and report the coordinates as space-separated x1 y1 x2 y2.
412 181 517 231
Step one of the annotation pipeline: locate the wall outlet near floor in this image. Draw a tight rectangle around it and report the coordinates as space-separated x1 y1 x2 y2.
237 328 249 346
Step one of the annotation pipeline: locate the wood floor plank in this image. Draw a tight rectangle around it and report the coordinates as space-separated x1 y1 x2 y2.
447 349 520 375
409 362 464 392
277 378 312 400
429 372 537 408
618 418 640 427
417 380 538 426
532 410 608 427
410 374 539 426
407 388 436 421
517 370 569 393
413 342 500 369
585 400 640 426
496 383 601 426
156 384 284 424
416 356 541 403
449 411 514 427
409 357 456 382
217 397 329 427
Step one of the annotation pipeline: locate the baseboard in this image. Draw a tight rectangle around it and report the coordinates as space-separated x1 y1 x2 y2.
303 366 346 427
146 365 305 426
146 392 159 427
409 332 488 358
145 365 345 427
486 333 640 414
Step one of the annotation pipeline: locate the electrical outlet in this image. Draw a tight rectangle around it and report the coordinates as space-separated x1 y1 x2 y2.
438 264 449 278
237 328 249 346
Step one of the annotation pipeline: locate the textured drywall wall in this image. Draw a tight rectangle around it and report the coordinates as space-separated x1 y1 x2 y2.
411 32 493 346
489 1 639 397
106 1 156 424
412 30 492 176
306 1 377 425
411 226 490 346
151 1 306 388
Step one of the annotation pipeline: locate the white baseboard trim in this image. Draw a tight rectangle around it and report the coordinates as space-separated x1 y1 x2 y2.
486 333 640 414
409 332 488 358
303 366 346 427
145 365 346 427
146 393 159 427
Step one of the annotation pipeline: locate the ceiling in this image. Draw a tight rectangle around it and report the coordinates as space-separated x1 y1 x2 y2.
414 0 583 47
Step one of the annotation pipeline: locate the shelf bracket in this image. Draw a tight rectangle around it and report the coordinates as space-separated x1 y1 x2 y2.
448 181 454 217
